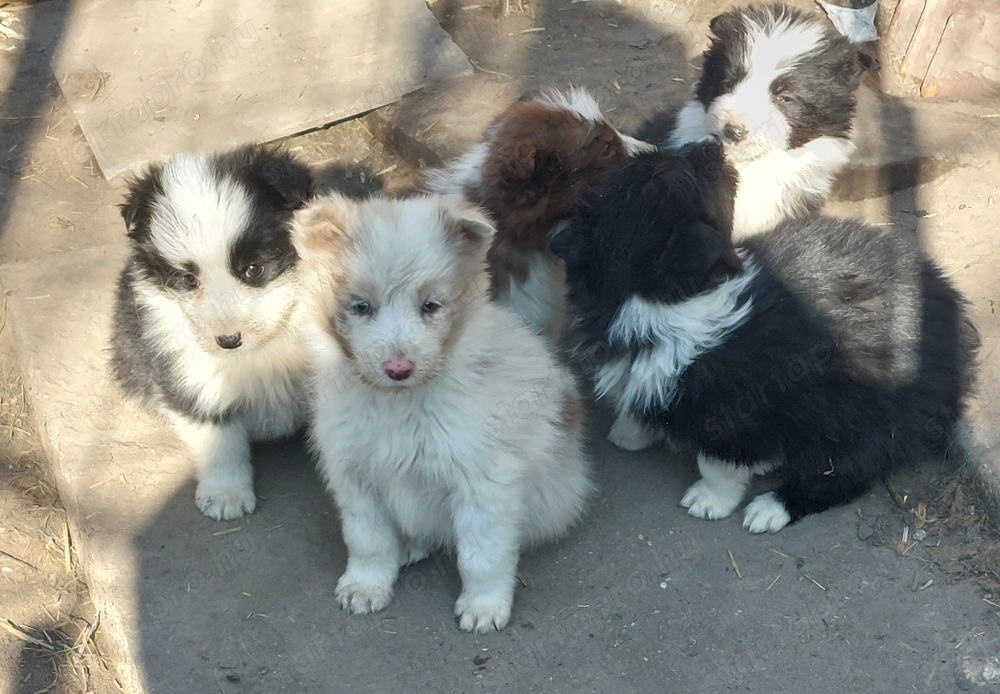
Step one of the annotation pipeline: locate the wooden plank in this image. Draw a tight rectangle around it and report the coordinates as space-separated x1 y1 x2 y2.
51 0 472 180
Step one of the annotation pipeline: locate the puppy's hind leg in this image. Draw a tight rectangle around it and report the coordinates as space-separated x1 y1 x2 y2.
171 415 256 521
743 453 874 534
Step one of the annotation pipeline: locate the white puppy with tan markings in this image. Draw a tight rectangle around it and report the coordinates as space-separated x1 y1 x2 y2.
293 192 593 633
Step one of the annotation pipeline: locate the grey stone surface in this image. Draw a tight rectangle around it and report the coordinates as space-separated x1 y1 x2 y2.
52 0 472 181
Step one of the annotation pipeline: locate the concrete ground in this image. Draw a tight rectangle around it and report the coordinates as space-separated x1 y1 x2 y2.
1 1 998 693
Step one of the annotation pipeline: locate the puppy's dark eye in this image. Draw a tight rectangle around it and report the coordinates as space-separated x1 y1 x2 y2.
351 301 372 316
776 92 794 104
421 300 442 315
182 273 199 289
721 78 736 91
244 264 264 280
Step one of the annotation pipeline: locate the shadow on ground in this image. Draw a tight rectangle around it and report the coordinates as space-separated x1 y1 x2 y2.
129 11 998 694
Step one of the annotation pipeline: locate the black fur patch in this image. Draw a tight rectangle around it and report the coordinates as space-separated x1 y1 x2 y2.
553 147 978 526
697 4 863 147
550 145 739 342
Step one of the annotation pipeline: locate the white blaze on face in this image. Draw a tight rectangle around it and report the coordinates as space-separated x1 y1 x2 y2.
707 17 825 160
146 154 297 351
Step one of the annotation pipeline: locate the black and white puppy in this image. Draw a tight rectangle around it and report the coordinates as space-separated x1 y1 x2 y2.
551 145 978 533
639 3 865 237
111 145 314 520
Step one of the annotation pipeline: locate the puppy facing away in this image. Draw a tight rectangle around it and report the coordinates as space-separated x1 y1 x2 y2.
551 145 977 533
292 192 593 632
639 3 865 237
110 145 314 520
424 87 654 343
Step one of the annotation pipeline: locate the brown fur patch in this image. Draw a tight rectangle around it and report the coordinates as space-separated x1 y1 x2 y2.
474 101 629 303
486 240 532 293
439 269 490 362
328 307 356 360
479 102 626 257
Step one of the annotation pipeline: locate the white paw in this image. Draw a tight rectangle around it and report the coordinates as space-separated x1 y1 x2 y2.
455 591 513 634
195 481 256 520
680 479 741 520
335 571 394 614
608 415 664 452
743 492 792 534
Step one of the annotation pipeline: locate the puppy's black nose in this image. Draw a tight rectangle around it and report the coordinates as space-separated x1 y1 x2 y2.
216 333 242 350
723 123 747 143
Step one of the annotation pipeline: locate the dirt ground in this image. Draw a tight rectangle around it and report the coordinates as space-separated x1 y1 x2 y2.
0 0 998 692
0 343 120 692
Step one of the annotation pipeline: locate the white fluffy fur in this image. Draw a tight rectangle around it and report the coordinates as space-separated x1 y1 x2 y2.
730 134 855 235
130 154 310 520
531 87 656 156
598 261 757 415
599 263 757 451
295 193 592 633
421 141 491 195
607 411 666 451
683 453 782 527
669 100 855 238
743 491 792 533
680 453 752 520
504 223 569 340
713 15 827 161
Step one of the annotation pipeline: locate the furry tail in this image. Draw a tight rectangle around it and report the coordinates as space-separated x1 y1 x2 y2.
772 260 978 525
900 260 979 451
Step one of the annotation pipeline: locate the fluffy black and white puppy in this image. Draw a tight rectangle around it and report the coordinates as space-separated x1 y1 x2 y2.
639 4 866 237
551 145 978 533
111 144 314 521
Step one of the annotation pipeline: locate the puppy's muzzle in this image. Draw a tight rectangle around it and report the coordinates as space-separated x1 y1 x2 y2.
723 123 747 143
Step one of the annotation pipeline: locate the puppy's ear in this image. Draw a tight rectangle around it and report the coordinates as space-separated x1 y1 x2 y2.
440 195 495 256
498 134 539 184
291 193 354 266
119 164 164 241
709 10 743 42
857 46 880 75
223 145 314 211
681 138 726 188
580 123 624 169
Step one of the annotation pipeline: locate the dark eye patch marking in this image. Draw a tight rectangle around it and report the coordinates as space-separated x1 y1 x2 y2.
229 204 298 287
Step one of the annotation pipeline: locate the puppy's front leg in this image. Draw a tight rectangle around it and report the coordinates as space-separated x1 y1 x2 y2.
608 411 665 451
452 486 521 634
170 415 256 521
331 473 402 615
